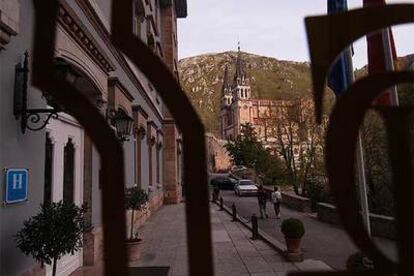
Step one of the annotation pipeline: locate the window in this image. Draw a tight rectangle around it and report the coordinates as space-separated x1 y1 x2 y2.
44 133 54 204
133 0 145 38
156 143 161 184
63 138 75 204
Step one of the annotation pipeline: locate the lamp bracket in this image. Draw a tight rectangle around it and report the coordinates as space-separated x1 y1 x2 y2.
14 52 60 134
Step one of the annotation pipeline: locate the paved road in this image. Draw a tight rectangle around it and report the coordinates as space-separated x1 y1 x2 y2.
220 190 398 270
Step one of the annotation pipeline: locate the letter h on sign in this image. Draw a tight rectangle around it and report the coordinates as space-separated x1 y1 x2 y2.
5 169 28 204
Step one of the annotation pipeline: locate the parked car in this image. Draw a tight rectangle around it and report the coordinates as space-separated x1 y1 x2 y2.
231 165 247 173
210 176 238 190
234 179 258 196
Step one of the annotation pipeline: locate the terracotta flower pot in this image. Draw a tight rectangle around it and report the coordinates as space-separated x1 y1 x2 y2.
126 238 144 262
284 237 302 253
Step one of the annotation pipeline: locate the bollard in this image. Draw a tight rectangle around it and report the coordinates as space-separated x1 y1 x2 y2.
231 203 237 221
219 197 224 210
251 214 259 240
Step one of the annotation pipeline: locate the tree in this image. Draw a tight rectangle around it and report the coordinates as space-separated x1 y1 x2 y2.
272 98 327 195
225 123 284 185
125 186 149 240
225 123 262 167
361 110 394 216
15 201 87 276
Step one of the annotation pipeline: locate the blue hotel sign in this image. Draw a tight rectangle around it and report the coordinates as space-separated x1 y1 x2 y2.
4 169 29 204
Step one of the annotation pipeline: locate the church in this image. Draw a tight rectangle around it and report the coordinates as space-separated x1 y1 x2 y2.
220 46 295 144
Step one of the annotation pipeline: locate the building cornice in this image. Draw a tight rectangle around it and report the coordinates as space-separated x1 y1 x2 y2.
58 2 115 73
75 0 164 123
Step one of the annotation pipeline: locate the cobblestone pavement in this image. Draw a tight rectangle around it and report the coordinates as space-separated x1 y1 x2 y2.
133 203 332 275
220 190 398 271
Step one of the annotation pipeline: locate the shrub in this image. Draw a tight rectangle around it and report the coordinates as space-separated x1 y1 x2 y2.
281 218 305 239
15 201 87 276
125 186 149 240
304 177 331 212
346 252 374 272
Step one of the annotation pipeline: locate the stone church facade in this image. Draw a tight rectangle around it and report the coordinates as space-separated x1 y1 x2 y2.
220 47 315 148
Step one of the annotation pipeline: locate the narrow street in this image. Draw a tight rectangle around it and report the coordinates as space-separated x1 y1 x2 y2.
219 190 398 270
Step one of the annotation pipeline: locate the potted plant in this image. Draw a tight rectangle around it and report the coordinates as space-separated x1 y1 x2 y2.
15 201 87 276
125 186 149 262
346 252 374 272
281 217 305 261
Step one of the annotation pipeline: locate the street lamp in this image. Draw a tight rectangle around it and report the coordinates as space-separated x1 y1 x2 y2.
108 109 134 142
14 52 60 133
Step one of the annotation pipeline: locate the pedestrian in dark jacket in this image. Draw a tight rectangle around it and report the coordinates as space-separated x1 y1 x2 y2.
213 184 220 202
257 185 268 219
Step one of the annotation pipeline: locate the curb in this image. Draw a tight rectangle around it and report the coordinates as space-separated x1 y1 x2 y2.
213 199 335 271
213 200 287 256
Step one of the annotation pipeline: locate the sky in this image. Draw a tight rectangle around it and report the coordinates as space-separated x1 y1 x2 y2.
177 0 414 69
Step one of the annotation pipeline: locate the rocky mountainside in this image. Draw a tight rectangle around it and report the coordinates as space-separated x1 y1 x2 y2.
179 52 414 135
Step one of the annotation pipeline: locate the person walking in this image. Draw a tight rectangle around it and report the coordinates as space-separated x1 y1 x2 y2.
213 183 220 202
271 186 282 219
257 185 269 219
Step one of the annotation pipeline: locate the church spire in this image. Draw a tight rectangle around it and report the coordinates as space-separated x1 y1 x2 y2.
222 64 230 95
235 42 246 83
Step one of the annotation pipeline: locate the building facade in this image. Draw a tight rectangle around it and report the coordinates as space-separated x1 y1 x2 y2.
205 133 231 173
0 0 187 275
220 46 313 146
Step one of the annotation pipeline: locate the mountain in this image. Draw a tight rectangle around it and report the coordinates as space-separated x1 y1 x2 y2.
178 51 312 135
179 52 414 135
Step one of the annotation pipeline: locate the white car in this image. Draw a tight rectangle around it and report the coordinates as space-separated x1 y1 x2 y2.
234 179 258 196
231 165 247 172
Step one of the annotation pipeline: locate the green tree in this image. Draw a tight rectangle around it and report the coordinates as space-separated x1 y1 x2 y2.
273 98 327 195
225 123 262 167
225 123 283 185
125 186 149 240
15 201 87 276
361 110 394 216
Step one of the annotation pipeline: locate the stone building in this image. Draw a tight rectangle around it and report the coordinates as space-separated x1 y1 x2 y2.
206 133 231 172
0 0 187 275
220 46 313 147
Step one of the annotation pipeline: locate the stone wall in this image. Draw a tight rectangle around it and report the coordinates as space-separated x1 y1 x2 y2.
20 264 45 276
126 190 164 239
317 202 395 239
263 187 312 213
206 133 231 172
83 227 104 266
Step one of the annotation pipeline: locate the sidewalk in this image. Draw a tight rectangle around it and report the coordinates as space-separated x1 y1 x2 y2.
219 190 397 270
133 203 333 275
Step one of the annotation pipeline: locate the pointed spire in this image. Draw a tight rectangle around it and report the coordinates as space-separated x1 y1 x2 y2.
222 64 230 95
235 42 246 83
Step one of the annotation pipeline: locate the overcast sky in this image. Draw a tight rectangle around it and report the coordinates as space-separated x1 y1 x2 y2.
177 0 414 68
